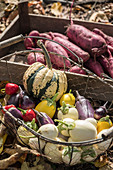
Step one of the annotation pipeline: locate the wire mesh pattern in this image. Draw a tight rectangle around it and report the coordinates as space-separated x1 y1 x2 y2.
0 35 113 166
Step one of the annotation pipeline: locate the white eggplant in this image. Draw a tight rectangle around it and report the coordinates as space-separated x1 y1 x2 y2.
81 145 97 162
44 138 64 164
17 126 34 145
69 120 97 142
96 129 112 155
29 137 46 151
85 118 97 128
38 124 58 139
68 137 75 143
57 102 78 120
56 118 75 137
62 146 82 165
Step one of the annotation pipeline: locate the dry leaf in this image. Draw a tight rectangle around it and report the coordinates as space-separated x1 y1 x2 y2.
5 4 15 12
94 155 108 168
51 2 63 16
89 11 109 23
99 162 113 170
5 0 18 5
6 9 18 26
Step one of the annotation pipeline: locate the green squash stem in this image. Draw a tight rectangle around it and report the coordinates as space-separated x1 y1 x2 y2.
37 40 52 70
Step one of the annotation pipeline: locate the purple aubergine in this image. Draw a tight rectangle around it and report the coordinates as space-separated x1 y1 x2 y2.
4 107 23 127
94 101 108 120
7 93 20 107
4 107 23 130
7 107 23 119
19 95 35 110
33 109 54 127
19 86 35 110
75 91 95 120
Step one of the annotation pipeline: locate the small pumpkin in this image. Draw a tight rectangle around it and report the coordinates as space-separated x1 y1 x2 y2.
23 40 67 101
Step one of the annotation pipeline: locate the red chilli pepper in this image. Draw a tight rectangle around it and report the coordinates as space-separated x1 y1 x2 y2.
2 104 16 114
5 83 19 95
18 108 37 122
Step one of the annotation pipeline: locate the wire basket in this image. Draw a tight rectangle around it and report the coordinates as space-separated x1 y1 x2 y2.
0 35 113 166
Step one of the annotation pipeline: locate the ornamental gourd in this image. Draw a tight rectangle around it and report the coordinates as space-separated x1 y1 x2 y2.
23 40 67 101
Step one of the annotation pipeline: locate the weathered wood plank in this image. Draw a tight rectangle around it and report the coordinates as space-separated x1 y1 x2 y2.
0 60 113 102
18 0 30 34
29 14 113 36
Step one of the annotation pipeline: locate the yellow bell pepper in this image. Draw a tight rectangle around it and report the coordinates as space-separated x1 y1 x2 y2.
60 90 75 106
97 115 112 134
35 93 58 118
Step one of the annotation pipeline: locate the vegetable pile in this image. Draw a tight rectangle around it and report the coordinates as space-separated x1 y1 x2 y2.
0 78 113 168
0 37 113 169
24 24 113 79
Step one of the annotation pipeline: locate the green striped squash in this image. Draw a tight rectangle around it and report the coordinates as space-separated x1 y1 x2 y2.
23 41 67 101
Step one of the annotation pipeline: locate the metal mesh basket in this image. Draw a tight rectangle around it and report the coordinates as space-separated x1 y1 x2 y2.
0 35 113 166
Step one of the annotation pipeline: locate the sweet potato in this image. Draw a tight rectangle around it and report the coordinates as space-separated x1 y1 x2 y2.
24 37 34 49
93 28 113 47
69 65 86 75
53 37 90 63
84 58 104 77
39 33 52 40
27 52 45 65
45 40 71 68
93 28 113 53
28 30 40 47
49 32 68 40
29 30 39 39
97 50 113 78
66 24 107 57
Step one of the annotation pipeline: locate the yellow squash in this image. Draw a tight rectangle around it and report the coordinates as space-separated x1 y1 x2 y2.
97 115 112 134
35 93 58 118
60 90 75 106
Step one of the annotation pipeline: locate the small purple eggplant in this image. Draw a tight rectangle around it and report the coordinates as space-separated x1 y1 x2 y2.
33 109 54 127
4 107 23 129
6 107 23 119
19 86 35 110
7 93 20 107
75 91 95 120
19 95 35 110
94 101 108 120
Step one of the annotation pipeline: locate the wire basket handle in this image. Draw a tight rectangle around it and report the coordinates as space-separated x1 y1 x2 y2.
0 35 24 49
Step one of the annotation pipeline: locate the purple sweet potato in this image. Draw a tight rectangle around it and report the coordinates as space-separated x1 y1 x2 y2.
49 32 68 40
108 45 113 53
29 30 39 39
27 52 45 65
66 24 107 57
45 40 71 68
24 37 35 49
84 58 104 77
69 65 86 75
38 33 52 44
97 49 113 78
93 28 113 47
53 37 90 63
28 30 40 47
93 28 113 53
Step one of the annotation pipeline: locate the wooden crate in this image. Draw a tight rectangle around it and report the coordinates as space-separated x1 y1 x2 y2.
0 0 113 102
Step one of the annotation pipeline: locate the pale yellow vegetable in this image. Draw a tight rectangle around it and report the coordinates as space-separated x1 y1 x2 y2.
96 129 112 155
62 146 82 165
38 124 58 139
59 118 75 137
81 145 97 162
29 137 46 151
69 120 97 142
85 118 97 128
44 138 64 164
17 126 34 145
